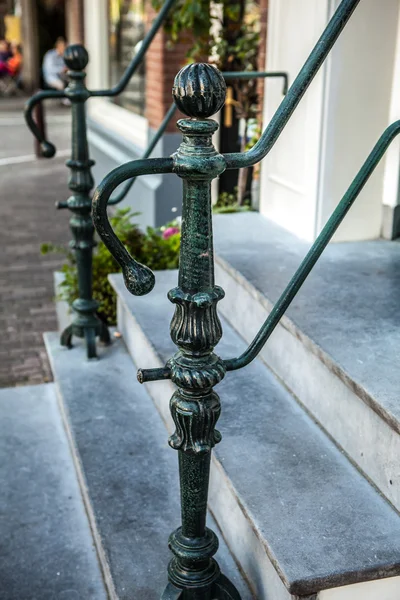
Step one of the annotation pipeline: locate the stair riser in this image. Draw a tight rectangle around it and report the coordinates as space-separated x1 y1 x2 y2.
117 296 292 600
209 459 292 600
215 260 400 512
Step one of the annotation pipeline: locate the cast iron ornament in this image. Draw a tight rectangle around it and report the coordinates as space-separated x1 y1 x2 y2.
160 63 240 599
60 44 110 358
172 63 227 118
93 62 241 599
24 24 289 360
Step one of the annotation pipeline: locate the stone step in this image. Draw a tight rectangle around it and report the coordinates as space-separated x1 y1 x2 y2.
110 270 400 600
212 212 400 514
44 332 252 600
0 383 107 599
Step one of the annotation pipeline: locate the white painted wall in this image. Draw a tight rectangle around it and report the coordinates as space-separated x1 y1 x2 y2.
317 0 399 241
260 0 400 242
260 0 328 241
382 2 400 233
83 0 109 90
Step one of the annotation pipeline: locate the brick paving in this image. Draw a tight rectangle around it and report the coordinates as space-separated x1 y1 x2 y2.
0 99 72 387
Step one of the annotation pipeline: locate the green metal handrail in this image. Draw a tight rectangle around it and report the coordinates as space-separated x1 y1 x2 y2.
223 70 288 94
24 0 176 158
91 0 176 98
23 0 176 358
225 0 360 170
91 0 370 595
108 69 288 206
93 158 174 295
108 103 177 206
224 119 400 371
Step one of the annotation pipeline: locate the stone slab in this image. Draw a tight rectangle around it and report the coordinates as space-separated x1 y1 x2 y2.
0 383 107 600
213 212 400 432
110 270 400 597
212 213 400 510
45 332 252 600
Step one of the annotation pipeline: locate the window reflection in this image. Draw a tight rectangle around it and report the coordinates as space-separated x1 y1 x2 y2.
109 0 146 115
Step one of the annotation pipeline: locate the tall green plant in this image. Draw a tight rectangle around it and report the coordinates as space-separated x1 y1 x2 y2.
152 0 261 205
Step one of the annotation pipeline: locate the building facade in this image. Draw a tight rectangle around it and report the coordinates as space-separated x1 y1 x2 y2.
261 0 400 242
83 0 400 241
83 0 187 229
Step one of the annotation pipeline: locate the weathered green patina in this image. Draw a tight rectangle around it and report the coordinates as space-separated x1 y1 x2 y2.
93 0 400 595
93 61 241 599
61 46 111 357
26 45 110 358
108 70 288 206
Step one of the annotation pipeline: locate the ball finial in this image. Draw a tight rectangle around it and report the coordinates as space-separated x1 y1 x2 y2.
40 141 56 158
172 63 226 119
63 44 89 71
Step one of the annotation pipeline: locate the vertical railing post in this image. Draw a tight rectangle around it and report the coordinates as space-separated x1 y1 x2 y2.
91 63 242 598
59 45 110 358
161 64 238 599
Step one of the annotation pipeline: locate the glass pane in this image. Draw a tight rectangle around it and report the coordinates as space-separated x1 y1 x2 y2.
109 0 146 115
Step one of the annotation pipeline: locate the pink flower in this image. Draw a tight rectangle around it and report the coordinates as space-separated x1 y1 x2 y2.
162 226 180 240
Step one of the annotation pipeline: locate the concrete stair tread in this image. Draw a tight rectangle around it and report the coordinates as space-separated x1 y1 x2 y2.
45 332 252 600
213 212 400 434
110 270 400 596
0 383 107 600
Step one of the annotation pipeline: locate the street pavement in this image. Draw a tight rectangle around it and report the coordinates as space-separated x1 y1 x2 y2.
0 98 72 387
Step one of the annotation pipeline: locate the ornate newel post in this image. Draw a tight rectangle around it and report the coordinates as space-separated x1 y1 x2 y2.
60 45 110 358
91 63 242 598
92 63 241 597
158 64 239 599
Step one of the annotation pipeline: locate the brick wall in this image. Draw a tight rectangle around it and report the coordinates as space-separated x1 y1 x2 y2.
144 1 268 132
65 0 84 44
145 3 191 132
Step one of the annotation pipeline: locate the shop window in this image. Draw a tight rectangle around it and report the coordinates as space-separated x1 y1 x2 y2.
109 0 145 115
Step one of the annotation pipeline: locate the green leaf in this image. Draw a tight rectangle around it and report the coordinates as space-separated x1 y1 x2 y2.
45 208 181 325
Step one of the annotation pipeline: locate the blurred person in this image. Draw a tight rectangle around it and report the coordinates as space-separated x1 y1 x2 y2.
0 41 22 95
0 40 10 75
6 42 22 77
42 37 67 90
0 40 10 62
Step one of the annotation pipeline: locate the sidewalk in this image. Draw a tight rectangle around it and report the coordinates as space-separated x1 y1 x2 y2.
0 98 72 387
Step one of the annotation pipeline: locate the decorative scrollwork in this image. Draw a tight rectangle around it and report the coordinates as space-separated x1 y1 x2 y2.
168 286 225 354
168 352 226 391
169 390 222 454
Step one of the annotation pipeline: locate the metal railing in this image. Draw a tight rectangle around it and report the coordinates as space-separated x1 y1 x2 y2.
91 0 382 596
23 0 176 358
108 70 288 206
